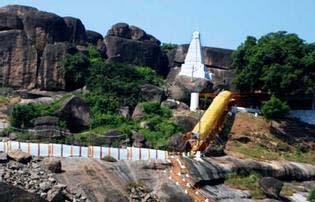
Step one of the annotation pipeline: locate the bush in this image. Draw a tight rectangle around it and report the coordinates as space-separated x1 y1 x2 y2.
58 52 89 91
141 102 171 118
137 102 182 149
86 59 163 111
10 95 72 128
11 104 42 128
161 43 177 53
261 96 290 120
309 189 315 202
101 155 117 162
91 112 124 128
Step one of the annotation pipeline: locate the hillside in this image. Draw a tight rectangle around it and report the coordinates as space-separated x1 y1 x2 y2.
226 112 315 164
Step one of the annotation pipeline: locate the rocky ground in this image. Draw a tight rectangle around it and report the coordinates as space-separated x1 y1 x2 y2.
0 150 86 201
55 158 192 202
0 148 314 201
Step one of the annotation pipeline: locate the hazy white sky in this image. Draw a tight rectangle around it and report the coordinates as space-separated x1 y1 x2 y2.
1 0 314 49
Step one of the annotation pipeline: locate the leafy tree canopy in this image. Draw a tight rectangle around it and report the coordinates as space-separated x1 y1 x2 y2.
58 52 89 91
233 31 315 99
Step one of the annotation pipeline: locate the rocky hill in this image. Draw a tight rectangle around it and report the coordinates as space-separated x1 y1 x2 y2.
0 5 168 91
0 4 234 92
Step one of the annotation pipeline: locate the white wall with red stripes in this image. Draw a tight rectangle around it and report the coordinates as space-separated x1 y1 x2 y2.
0 141 168 161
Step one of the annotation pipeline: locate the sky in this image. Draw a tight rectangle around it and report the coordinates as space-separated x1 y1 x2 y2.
0 0 314 49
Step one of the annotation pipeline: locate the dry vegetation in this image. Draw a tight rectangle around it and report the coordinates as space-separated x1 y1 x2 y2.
226 112 315 165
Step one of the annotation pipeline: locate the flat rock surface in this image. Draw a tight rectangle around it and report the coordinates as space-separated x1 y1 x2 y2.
55 158 192 202
183 156 315 182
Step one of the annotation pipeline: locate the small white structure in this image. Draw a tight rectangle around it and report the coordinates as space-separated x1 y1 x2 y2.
178 31 212 80
190 92 199 111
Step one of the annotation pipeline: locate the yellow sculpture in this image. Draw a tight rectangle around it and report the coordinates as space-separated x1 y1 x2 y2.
186 90 234 152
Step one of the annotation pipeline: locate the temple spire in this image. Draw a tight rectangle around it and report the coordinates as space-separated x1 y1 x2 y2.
178 31 211 80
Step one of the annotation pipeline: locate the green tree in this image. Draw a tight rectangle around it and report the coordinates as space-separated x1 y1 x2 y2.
11 104 41 128
161 43 177 53
261 96 290 120
58 52 89 91
233 31 315 99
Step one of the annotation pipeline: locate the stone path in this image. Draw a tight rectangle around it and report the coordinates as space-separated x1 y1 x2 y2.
169 156 212 202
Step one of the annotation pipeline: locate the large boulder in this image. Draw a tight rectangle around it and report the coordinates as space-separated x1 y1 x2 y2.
55 96 91 132
259 177 283 199
63 17 87 45
0 5 89 90
8 149 32 164
0 12 23 31
0 30 38 89
32 116 64 140
38 42 78 90
0 5 69 52
173 115 198 133
107 23 131 38
140 84 165 103
168 75 212 102
105 23 169 76
86 30 107 57
43 158 62 173
86 30 103 45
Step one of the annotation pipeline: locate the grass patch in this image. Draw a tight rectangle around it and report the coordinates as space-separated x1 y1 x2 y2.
224 171 265 199
281 184 295 197
229 141 315 165
0 96 9 105
16 132 36 141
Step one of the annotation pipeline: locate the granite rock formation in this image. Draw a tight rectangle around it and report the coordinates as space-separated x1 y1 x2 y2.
55 96 91 132
166 44 235 96
86 30 103 45
0 5 88 90
104 23 169 76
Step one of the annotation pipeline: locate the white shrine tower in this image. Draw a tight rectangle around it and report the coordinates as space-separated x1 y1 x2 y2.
178 31 211 80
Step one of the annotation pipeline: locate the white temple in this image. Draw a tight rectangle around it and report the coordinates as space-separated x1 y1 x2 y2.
178 31 212 80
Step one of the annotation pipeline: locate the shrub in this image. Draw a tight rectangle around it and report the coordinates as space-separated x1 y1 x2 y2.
86 61 163 111
58 52 89 91
136 102 182 149
261 96 290 120
309 188 315 202
161 43 177 53
11 104 42 128
141 102 172 118
91 112 124 128
10 95 72 128
101 155 117 162
16 132 35 141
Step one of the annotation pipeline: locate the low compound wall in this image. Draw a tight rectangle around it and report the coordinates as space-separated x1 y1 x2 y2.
288 110 315 125
232 107 315 125
0 141 168 161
